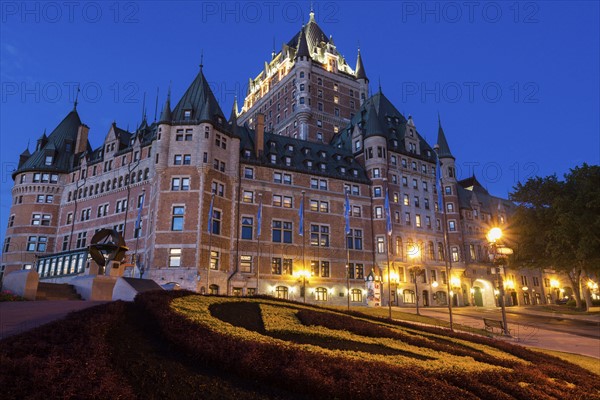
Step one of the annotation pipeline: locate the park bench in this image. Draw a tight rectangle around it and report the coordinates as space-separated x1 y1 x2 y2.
483 318 510 335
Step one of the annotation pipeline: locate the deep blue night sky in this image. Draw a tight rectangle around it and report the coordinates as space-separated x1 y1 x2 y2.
1 1 599 246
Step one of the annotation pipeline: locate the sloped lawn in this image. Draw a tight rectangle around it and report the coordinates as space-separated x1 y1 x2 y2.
1 290 599 400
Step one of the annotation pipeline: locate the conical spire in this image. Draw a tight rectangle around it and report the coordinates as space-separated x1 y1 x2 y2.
363 101 385 138
159 84 172 123
436 114 454 159
355 48 368 81
171 66 225 123
295 26 310 60
229 96 238 122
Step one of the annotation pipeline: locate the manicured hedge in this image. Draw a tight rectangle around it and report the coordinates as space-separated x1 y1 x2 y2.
139 291 600 400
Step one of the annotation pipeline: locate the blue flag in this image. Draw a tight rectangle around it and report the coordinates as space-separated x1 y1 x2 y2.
257 199 262 238
344 191 351 235
298 197 304 236
135 191 145 230
436 157 444 213
207 194 214 234
384 187 392 236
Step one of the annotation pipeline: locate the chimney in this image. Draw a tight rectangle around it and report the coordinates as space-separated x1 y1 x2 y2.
255 113 265 158
75 124 89 154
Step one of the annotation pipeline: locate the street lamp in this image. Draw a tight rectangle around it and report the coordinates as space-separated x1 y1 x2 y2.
408 244 421 316
487 227 510 336
295 269 311 303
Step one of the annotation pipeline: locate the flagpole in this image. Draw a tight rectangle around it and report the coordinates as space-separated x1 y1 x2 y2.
256 193 262 295
384 180 393 320
133 189 145 278
434 147 454 331
344 190 351 311
300 190 306 302
207 192 215 294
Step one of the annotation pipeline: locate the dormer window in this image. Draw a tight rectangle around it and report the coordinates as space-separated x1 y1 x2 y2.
184 110 192 121
319 151 326 158
44 155 53 166
410 129 414 137
285 157 291 166
270 154 277 164
353 170 358 177
287 144 294 152
340 167 346 174
320 163 326 171
392 139 398 147
304 148 310 155
306 160 313 167
244 150 251 158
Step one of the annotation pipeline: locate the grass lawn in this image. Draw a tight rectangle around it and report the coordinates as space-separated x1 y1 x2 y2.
1 291 598 399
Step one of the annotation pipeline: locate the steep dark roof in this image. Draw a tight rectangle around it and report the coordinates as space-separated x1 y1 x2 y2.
171 67 226 124
457 176 515 214
355 49 367 80
286 13 329 51
436 116 454 159
333 91 436 163
159 89 172 123
13 109 83 178
363 101 386 138
295 26 311 59
238 125 369 184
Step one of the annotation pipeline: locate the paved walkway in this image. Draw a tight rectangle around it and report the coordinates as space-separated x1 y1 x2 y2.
0 300 105 340
412 307 600 359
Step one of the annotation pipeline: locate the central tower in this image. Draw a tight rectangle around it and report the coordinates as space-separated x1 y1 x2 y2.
238 10 369 144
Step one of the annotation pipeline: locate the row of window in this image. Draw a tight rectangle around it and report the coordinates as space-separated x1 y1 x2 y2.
66 169 150 202
18 172 59 185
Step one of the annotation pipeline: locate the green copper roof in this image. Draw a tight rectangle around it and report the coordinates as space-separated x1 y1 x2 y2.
171 67 225 124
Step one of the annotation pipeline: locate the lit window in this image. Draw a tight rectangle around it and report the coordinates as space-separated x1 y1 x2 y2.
169 248 182 267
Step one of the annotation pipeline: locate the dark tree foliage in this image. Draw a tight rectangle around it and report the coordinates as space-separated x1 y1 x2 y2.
510 163 600 308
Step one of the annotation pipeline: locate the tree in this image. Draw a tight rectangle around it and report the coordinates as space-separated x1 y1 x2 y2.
510 164 600 309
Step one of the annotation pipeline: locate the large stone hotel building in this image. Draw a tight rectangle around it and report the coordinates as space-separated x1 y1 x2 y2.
2 12 564 307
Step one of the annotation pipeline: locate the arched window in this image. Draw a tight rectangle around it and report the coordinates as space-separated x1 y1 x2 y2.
403 289 415 304
209 284 219 295
275 286 288 299
350 289 362 303
315 287 327 301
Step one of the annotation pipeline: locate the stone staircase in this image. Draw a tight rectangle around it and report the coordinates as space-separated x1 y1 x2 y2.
36 282 82 300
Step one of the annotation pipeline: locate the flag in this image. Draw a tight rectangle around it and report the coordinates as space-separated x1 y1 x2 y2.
436 157 444 213
344 191 351 235
207 194 214 233
256 198 263 238
298 197 304 236
384 187 392 236
135 191 145 230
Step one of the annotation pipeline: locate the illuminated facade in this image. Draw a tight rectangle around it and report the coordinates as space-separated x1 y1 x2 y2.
2 11 564 306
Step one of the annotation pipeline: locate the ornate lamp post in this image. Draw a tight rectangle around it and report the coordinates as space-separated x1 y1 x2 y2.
408 244 421 315
487 227 510 336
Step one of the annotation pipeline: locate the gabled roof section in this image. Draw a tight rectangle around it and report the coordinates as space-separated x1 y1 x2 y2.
171 67 226 124
436 115 454 159
13 109 83 178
